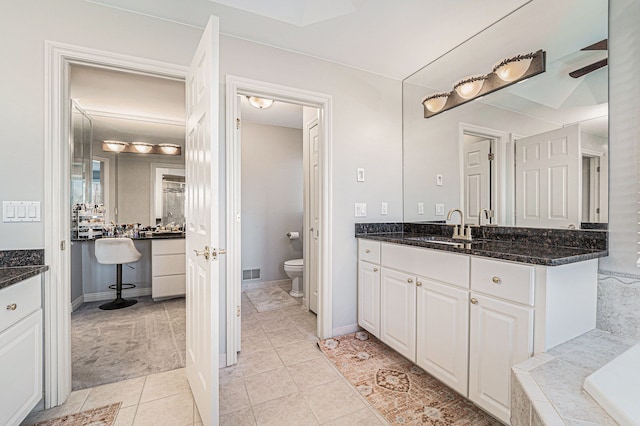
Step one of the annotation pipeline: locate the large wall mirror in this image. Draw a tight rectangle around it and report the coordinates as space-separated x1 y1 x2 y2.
403 0 608 229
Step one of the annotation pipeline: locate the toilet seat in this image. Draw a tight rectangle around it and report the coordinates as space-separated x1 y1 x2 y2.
284 258 303 268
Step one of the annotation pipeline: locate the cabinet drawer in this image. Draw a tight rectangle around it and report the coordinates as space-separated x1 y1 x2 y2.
152 275 186 299
152 239 185 255
152 254 186 276
0 276 41 333
470 257 534 306
358 239 380 264
382 243 469 289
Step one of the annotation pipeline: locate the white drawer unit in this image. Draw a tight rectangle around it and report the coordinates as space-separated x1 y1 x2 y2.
358 239 380 264
0 275 43 426
471 257 535 306
152 239 186 299
0 275 41 332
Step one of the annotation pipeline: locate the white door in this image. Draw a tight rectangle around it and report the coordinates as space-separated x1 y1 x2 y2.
469 293 533 424
416 278 469 396
357 261 380 337
308 123 320 313
380 268 416 361
463 138 491 225
515 124 581 228
185 16 220 426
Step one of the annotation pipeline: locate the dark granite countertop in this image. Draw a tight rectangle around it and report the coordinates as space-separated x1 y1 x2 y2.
355 224 608 266
72 233 185 242
0 265 48 290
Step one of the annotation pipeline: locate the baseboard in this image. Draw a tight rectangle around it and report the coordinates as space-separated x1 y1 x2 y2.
83 287 152 303
332 323 360 337
71 295 84 312
241 279 291 293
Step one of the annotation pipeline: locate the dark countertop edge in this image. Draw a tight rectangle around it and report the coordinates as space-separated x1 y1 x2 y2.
356 234 607 267
0 265 49 290
72 234 185 242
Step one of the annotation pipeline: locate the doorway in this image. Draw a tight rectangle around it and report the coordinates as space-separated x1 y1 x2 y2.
225 76 333 366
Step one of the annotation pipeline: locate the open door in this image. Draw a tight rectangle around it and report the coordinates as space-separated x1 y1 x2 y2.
185 16 220 426
515 124 581 228
463 137 491 225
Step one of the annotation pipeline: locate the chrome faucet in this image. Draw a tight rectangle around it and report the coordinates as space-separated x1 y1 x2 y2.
478 208 490 226
446 208 472 241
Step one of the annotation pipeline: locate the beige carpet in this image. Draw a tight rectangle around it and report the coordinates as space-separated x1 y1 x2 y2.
319 332 500 425
30 403 121 426
72 296 185 390
245 285 299 312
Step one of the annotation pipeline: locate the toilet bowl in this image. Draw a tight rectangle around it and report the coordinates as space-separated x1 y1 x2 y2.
284 258 304 298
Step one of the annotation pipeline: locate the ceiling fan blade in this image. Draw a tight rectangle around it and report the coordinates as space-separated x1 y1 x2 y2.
582 39 608 51
569 58 608 78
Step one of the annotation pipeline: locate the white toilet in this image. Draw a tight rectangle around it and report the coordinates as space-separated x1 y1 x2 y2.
284 258 304 298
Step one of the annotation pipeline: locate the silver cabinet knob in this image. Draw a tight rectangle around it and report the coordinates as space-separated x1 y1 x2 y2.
470 298 478 305
492 276 502 284
407 278 414 284
416 281 423 287
6 303 17 311
365 249 370 253
373 268 378 272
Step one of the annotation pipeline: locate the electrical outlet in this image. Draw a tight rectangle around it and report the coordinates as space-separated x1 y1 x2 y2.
417 202 424 215
357 168 365 182
381 202 388 215
435 203 445 216
436 174 443 186
355 203 367 217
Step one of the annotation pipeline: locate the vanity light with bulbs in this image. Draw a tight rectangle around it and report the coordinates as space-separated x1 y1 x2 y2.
355 223 605 423
102 140 182 155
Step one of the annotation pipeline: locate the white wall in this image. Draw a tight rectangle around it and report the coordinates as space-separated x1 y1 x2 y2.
241 122 304 283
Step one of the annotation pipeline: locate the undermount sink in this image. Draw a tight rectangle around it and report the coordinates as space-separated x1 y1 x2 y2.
405 235 469 246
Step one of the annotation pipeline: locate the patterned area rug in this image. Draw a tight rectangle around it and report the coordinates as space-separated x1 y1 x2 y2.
319 332 500 425
245 286 299 312
30 403 121 426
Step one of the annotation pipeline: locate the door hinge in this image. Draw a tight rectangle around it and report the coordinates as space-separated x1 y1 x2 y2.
488 153 495 161
236 306 241 317
60 240 66 251
236 118 240 130
596 166 600 172
596 207 600 214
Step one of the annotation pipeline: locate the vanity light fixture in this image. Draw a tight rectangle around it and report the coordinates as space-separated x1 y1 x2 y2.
104 140 128 153
422 49 545 119
422 92 450 113
247 96 274 109
453 75 488 99
102 141 182 156
159 144 180 155
132 142 154 154
493 52 536 82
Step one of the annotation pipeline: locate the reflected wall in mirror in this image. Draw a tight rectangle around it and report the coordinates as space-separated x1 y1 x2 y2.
403 0 608 229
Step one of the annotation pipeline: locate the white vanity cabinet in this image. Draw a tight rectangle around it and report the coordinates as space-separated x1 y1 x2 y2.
356 238 599 424
0 275 43 426
151 238 186 300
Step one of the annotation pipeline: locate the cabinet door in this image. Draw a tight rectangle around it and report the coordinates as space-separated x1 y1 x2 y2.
469 293 533 424
0 310 42 426
416 278 469 396
380 268 416 361
358 261 380 337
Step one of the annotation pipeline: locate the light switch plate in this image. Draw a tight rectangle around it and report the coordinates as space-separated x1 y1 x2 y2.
357 168 365 182
3 201 41 222
436 174 443 186
381 202 388 215
435 203 445 216
355 203 367 217
417 202 424 215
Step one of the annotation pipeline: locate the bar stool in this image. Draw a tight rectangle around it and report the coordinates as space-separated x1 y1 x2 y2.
95 237 142 310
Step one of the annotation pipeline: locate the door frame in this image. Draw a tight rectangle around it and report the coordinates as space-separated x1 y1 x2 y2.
303 118 319 312
225 76 333 366
458 123 509 225
44 41 187 408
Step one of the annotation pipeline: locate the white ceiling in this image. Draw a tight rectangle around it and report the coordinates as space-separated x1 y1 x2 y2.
86 0 529 80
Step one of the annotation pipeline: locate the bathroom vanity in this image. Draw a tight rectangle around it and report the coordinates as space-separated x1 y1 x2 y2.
355 224 607 424
0 251 48 426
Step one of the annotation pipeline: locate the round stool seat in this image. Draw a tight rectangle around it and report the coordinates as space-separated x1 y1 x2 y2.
95 238 142 264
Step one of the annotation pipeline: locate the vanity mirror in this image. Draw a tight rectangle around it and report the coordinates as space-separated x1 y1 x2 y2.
402 0 608 229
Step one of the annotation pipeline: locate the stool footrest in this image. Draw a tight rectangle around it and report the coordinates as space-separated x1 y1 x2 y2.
108 283 136 290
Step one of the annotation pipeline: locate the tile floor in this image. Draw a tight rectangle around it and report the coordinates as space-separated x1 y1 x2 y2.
23 283 388 425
